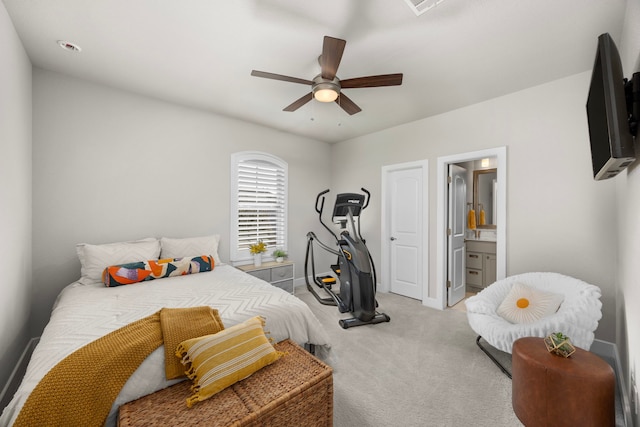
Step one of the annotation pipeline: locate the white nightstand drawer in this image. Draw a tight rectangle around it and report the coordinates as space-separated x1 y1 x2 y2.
273 280 293 293
247 269 271 282
271 265 293 281
236 261 295 294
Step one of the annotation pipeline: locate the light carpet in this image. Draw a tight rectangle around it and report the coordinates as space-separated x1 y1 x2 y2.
295 286 522 427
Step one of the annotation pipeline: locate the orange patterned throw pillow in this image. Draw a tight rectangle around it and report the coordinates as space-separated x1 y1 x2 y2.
102 255 213 287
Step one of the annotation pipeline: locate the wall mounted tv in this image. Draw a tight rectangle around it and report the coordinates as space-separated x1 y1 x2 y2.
586 33 638 181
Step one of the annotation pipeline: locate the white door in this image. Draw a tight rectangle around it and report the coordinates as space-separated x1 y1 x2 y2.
389 168 423 300
447 164 467 306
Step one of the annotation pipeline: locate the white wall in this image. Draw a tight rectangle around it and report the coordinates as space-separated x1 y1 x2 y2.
0 3 32 389
31 69 331 334
10 5 639 421
331 72 619 342
617 0 640 424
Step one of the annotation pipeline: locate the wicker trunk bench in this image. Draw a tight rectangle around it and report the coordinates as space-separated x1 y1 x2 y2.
118 339 333 426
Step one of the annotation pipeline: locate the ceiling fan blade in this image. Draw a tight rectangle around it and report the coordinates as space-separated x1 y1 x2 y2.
251 70 313 85
283 92 313 112
320 36 346 81
340 73 403 88
335 93 362 115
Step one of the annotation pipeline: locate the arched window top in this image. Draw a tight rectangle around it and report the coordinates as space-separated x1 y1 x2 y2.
232 151 287 169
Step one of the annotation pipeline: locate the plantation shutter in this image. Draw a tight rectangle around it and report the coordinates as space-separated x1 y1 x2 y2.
236 158 286 254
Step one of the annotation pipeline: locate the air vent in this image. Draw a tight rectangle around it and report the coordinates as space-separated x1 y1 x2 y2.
57 40 82 52
403 0 447 16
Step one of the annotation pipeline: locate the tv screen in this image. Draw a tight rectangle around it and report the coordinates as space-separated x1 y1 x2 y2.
586 33 635 181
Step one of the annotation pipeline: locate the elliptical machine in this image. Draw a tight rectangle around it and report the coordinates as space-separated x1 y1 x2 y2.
305 188 390 329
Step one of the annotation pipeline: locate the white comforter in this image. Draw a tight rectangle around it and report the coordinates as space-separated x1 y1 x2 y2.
0 264 331 426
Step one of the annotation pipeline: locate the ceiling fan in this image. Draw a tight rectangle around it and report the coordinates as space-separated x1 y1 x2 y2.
251 36 403 115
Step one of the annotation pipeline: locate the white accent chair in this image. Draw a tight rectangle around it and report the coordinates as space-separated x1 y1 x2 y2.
465 272 602 377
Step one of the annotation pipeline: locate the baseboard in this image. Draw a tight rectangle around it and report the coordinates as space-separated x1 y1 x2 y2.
0 337 39 411
421 296 443 310
591 339 632 427
294 277 306 290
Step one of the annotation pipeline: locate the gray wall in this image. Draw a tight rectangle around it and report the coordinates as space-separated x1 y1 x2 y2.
31 69 331 335
0 3 32 393
331 71 619 342
617 1 640 425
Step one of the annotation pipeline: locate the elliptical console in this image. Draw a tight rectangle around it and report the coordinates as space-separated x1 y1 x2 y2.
305 188 390 329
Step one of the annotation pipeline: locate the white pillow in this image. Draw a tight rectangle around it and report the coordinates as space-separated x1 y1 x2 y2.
76 238 160 285
496 282 564 324
160 235 221 265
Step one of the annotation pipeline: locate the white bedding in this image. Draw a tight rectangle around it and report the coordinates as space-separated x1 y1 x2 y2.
0 264 331 426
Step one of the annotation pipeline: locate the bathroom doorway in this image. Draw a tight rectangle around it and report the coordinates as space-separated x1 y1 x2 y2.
434 147 507 310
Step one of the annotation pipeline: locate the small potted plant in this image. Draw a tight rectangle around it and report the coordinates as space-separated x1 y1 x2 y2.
544 332 576 358
272 248 288 263
249 241 267 267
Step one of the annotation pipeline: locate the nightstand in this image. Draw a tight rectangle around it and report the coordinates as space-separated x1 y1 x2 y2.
237 261 294 294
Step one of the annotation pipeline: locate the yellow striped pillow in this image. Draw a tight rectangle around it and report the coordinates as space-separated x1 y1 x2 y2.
176 316 283 407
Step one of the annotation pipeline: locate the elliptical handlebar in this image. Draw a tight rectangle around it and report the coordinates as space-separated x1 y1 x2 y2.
306 231 340 256
356 187 372 243
361 187 370 210
314 189 339 241
315 189 330 214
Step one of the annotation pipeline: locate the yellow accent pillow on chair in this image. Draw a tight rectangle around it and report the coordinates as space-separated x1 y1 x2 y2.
176 316 283 407
496 282 564 324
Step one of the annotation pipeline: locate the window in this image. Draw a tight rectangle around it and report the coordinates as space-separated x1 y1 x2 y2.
230 152 287 263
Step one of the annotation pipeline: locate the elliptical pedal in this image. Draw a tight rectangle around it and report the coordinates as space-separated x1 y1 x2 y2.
316 275 336 289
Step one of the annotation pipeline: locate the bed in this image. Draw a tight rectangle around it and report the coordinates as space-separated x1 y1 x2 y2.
0 236 331 427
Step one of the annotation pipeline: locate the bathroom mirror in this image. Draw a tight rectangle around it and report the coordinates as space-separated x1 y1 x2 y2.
473 168 497 229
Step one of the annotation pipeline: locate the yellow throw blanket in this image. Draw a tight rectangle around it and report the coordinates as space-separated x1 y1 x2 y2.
14 306 224 427
161 307 224 379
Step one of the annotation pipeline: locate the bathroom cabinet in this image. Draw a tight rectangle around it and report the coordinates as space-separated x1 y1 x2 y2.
465 240 497 291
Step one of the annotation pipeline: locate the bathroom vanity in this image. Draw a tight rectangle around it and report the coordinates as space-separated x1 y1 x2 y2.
465 239 497 292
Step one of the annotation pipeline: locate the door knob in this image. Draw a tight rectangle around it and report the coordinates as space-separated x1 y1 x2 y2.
390 237 397 241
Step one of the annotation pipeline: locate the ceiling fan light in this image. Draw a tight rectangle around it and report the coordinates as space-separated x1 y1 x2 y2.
314 88 339 103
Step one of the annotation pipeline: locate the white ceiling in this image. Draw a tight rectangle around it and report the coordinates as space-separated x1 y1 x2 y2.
3 0 628 143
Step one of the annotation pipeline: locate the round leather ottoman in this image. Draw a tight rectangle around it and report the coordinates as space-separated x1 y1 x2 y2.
512 337 615 427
